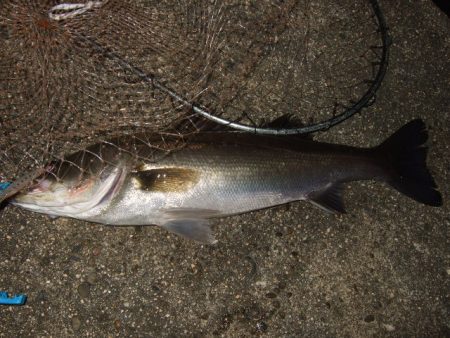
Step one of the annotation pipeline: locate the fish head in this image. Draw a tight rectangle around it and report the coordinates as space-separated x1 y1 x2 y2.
12 164 124 217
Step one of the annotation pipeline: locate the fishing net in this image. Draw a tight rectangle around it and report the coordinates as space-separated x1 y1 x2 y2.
0 0 389 200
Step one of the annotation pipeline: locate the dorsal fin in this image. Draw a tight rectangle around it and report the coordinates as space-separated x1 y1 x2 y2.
260 114 313 140
260 114 300 129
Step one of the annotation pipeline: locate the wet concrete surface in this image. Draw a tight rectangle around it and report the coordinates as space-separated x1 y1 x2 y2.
0 1 449 337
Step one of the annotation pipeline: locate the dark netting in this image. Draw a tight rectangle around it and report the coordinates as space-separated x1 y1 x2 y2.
0 0 389 200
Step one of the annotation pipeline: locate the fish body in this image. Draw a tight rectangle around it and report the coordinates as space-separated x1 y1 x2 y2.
12 120 442 243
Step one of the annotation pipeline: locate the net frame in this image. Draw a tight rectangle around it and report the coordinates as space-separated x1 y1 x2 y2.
0 0 391 202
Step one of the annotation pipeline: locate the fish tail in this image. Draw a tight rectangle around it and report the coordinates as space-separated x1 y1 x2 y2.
376 119 442 206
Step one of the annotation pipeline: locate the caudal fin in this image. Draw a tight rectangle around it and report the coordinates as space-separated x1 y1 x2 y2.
377 119 442 206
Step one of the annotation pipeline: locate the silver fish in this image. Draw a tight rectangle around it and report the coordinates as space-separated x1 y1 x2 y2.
12 119 442 243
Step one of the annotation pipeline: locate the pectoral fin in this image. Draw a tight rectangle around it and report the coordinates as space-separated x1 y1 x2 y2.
309 183 346 214
162 219 217 244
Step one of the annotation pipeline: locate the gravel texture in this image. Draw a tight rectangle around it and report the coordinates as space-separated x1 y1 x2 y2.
0 1 449 337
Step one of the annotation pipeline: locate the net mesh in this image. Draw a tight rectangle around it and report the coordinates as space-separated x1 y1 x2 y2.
0 0 387 197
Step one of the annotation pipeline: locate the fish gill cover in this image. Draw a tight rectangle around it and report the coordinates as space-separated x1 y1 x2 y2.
0 0 388 197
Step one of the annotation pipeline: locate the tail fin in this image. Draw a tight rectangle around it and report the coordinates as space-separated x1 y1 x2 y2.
377 119 442 206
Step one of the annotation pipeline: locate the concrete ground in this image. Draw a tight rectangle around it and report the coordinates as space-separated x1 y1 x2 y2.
0 1 449 337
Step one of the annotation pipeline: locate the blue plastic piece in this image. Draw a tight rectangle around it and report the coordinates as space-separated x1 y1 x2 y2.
0 292 27 305
1 182 27 306
0 181 11 191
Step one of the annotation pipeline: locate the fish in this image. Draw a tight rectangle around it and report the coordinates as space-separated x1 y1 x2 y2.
11 119 442 244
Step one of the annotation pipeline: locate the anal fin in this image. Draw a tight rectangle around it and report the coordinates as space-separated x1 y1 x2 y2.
309 183 346 214
162 219 217 244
